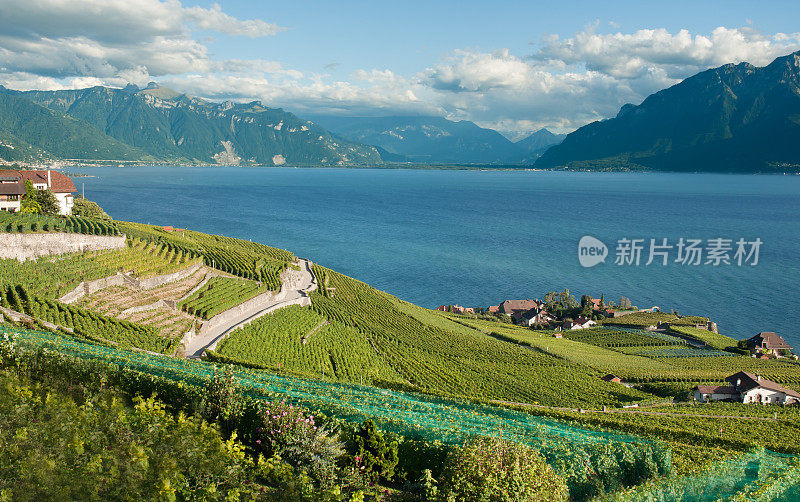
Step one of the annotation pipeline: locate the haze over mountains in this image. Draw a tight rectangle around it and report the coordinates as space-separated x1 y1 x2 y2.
536 51 800 173
309 115 564 164
1 50 799 171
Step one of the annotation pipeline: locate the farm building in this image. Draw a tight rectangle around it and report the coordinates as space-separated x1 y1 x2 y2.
745 332 793 358
693 371 800 405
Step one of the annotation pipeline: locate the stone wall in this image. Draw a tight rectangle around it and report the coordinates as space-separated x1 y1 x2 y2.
0 233 126 261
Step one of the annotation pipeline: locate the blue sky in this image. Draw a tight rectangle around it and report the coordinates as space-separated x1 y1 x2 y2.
1 0 799 138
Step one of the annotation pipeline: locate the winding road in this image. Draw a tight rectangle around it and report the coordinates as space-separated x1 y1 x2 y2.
184 258 317 358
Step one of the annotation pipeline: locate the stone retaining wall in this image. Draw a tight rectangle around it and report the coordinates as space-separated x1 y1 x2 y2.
0 233 126 261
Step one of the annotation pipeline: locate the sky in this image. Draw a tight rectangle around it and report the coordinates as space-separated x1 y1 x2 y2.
1 1 800 139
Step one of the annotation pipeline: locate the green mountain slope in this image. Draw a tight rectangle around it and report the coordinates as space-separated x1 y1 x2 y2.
3 84 382 166
309 115 525 164
0 90 147 161
536 51 800 173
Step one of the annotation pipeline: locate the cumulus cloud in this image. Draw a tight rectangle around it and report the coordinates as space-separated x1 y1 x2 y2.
532 26 800 80
2 9 800 139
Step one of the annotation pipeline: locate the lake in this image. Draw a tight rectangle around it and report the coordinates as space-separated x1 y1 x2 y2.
70 167 800 346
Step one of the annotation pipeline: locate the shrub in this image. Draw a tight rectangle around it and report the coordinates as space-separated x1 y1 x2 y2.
343 419 399 483
436 436 569 502
253 399 344 490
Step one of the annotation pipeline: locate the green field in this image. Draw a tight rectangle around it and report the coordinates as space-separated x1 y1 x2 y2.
178 277 270 319
0 238 201 299
0 212 118 235
668 325 740 350
118 221 292 289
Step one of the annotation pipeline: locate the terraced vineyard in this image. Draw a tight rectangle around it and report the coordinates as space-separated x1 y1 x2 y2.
118 222 292 290
0 212 118 235
306 265 653 407
178 277 270 320
215 304 403 383
446 316 800 389
563 327 687 348
0 238 201 299
668 325 740 349
1 286 173 353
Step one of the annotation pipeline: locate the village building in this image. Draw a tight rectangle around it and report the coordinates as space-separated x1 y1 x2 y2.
0 170 25 213
745 332 793 358
693 371 800 405
562 316 596 330
20 170 76 215
519 307 553 327
499 299 543 323
601 374 622 383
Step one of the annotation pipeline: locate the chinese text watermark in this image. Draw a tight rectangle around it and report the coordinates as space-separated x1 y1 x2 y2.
579 236 762 268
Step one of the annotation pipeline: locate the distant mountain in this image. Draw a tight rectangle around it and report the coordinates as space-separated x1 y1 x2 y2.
0 91 146 162
535 51 800 173
515 128 566 159
309 115 525 164
0 84 381 166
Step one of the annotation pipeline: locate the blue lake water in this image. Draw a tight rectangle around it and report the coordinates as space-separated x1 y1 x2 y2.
71 167 800 346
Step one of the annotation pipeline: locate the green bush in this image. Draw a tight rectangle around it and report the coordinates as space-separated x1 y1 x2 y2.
344 419 399 483
436 436 569 502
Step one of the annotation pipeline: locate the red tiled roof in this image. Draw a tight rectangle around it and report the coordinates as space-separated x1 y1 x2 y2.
19 170 76 193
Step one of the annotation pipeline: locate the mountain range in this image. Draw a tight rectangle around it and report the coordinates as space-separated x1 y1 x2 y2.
0 83 381 166
308 115 564 164
536 51 800 172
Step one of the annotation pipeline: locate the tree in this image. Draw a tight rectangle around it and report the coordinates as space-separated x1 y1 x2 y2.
72 195 112 220
20 180 41 214
35 188 60 216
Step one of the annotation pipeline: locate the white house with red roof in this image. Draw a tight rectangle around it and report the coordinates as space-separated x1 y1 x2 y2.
693 371 800 405
19 170 76 215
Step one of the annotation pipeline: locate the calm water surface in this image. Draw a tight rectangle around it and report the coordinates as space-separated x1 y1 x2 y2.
71 167 800 345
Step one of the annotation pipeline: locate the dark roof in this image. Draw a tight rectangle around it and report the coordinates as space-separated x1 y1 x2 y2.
601 374 621 382
20 170 76 193
695 385 738 395
575 316 593 325
746 332 793 351
726 371 800 399
0 170 24 195
501 299 542 319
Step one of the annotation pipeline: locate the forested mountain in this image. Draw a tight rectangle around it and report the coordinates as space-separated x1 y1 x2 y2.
515 128 566 160
310 115 526 164
535 51 800 172
0 91 146 162
0 84 381 166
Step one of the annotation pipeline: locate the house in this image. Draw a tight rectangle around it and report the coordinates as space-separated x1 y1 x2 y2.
553 332 563 338
519 307 553 327
19 170 76 215
574 316 596 329
693 371 800 405
601 374 622 383
435 305 448 311
463 307 475 314
745 332 793 358
451 305 465 314
499 299 543 323
488 305 500 314
0 170 25 213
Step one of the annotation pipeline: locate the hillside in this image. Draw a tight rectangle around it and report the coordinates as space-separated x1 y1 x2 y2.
536 51 800 173
0 91 148 162
4 213 800 499
0 84 382 166
309 115 525 164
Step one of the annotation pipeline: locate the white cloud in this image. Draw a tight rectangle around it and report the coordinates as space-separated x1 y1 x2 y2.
1 11 800 139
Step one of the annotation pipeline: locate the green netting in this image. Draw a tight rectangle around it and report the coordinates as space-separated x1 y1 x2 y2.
0 325 650 446
601 449 800 502
1 325 673 500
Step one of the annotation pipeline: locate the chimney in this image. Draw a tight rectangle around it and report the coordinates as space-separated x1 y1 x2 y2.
47 170 52 189
757 374 761 382
736 378 741 388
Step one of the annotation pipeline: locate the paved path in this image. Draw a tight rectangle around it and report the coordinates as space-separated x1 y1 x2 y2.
184 259 317 358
